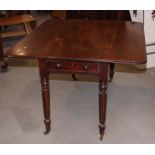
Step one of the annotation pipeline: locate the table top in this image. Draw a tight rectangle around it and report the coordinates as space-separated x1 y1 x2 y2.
7 19 146 64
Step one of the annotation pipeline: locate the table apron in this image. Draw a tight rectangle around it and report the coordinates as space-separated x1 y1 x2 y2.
42 59 101 75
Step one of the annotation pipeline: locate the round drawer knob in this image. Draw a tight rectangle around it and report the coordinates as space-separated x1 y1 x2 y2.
84 65 88 70
56 63 61 69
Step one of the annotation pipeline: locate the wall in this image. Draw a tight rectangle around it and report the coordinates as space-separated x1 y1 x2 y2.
130 10 155 68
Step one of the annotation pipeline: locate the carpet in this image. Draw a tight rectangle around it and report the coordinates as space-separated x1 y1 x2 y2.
0 66 155 143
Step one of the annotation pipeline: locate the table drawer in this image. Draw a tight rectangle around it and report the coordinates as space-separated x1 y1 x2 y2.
45 60 99 74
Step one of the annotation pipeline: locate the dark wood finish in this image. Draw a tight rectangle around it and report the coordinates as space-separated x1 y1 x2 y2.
52 11 67 19
52 10 131 82
6 19 146 140
52 10 131 21
67 10 131 82
7 19 146 64
45 60 99 74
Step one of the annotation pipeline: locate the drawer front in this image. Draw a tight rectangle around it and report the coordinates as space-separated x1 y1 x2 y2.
45 60 99 74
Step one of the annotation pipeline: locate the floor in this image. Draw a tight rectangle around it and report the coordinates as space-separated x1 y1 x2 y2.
0 12 155 144
1 66 155 144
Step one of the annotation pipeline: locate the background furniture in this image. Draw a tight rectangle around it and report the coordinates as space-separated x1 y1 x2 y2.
0 37 7 71
0 12 36 71
0 14 36 38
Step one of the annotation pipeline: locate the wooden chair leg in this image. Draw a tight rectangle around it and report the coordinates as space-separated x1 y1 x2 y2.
72 74 77 81
0 61 8 72
24 22 33 34
30 20 37 30
109 63 115 82
0 37 8 72
24 20 37 34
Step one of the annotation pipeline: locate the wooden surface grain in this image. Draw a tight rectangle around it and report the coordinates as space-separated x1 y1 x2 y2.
6 19 146 64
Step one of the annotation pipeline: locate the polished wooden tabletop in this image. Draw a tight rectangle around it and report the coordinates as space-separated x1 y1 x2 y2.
7 19 146 64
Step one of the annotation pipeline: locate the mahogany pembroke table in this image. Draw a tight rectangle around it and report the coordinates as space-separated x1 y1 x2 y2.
6 19 146 140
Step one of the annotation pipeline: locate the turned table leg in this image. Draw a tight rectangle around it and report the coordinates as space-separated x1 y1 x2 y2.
99 63 108 140
39 60 51 134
